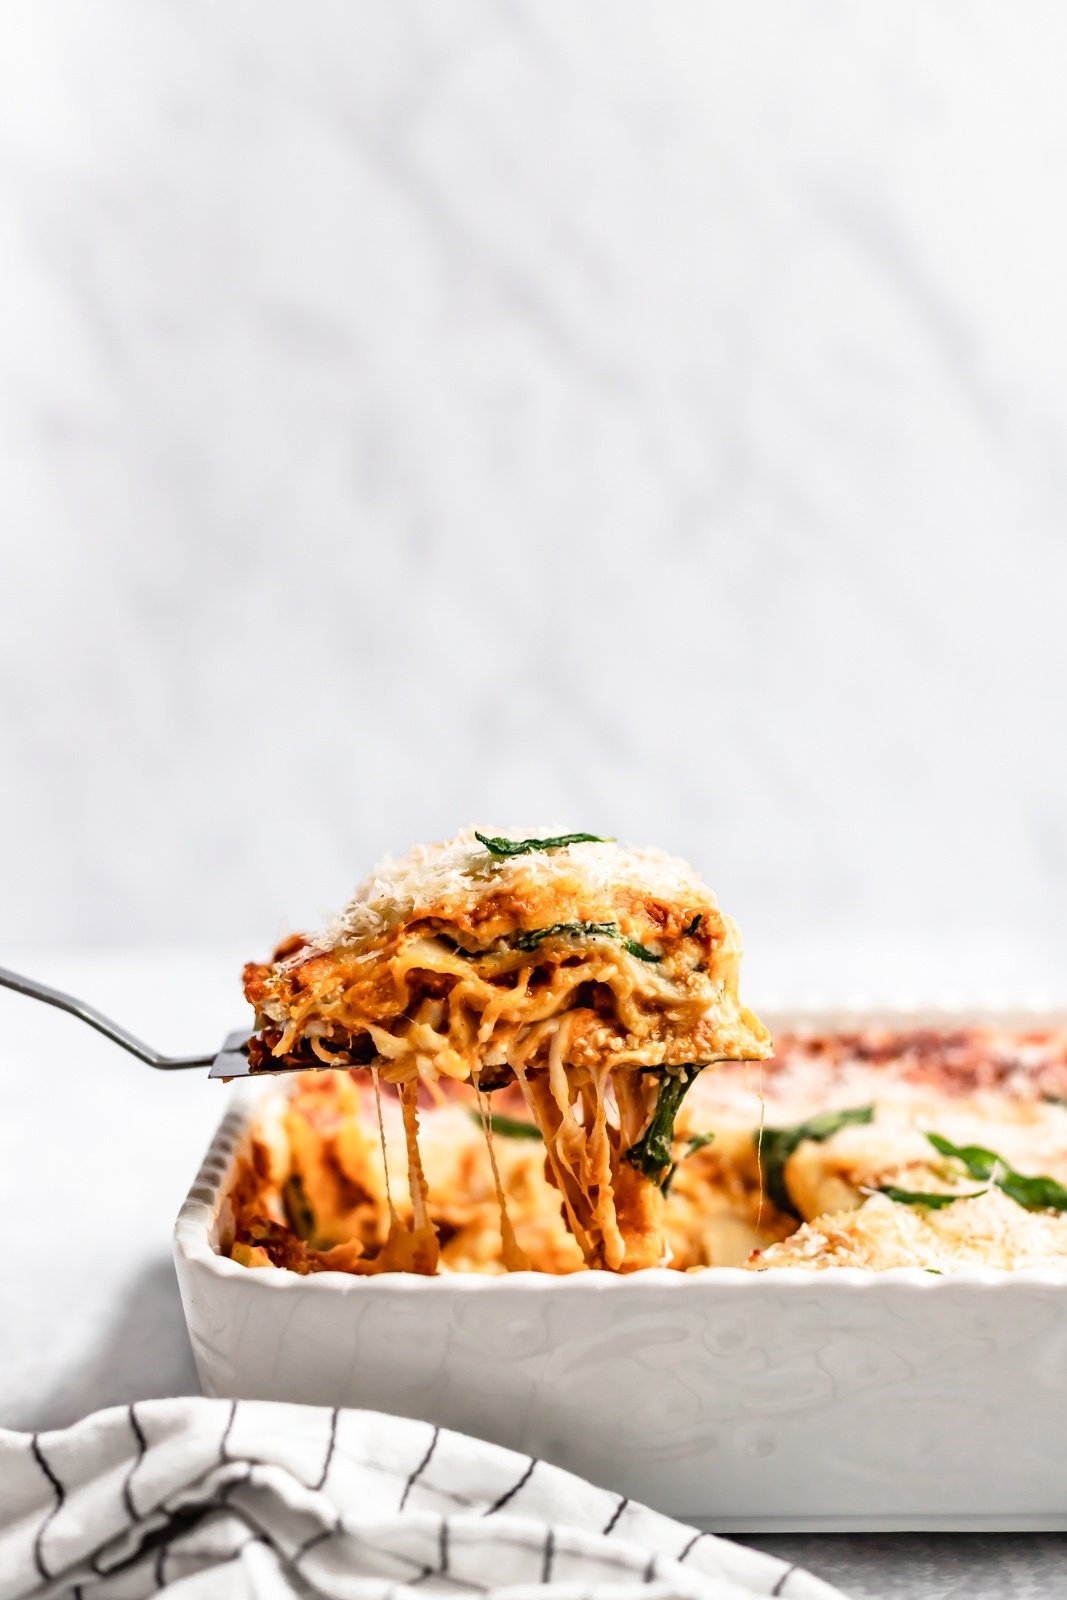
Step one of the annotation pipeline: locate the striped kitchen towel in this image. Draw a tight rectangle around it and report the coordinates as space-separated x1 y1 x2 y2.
0 1398 843 1598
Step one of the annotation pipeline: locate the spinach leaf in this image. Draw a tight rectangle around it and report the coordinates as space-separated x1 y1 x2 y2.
514 921 617 952
282 1174 316 1240
621 936 663 963
925 1131 1067 1213
662 1131 715 1196
757 1106 875 1216
468 1110 543 1141
925 1132 1002 1180
475 831 612 857
997 1171 1067 1211
684 913 703 937
513 921 662 963
624 1067 702 1183
875 1184 986 1209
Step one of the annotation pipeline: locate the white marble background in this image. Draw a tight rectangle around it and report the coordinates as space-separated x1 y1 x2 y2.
3 1 1067 995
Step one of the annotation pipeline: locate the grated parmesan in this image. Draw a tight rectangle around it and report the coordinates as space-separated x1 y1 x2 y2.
299 826 715 956
749 1187 1067 1272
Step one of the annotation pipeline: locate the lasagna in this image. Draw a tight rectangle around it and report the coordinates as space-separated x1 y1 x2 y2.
242 828 770 1272
225 1024 1067 1275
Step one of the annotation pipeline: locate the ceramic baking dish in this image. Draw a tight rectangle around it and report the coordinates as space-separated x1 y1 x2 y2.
173 1005 1067 1533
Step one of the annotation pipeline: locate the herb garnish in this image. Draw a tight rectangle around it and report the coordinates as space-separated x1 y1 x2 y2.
283 1174 316 1241
624 1067 702 1182
475 831 613 857
684 914 703 937
621 936 663 962
468 1110 543 1141
662 1131 715 1195
513 921 663 963
874 1184 986 1209
514 921 616 952
757 1106 875 1216
926 1132 1067 1212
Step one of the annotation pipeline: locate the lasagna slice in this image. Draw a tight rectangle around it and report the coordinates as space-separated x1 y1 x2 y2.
243 827 770 1272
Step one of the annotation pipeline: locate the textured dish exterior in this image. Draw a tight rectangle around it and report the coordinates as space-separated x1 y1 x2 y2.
174 1005 1067 1531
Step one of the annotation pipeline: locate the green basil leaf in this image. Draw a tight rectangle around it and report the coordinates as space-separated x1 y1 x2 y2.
624 1067 702 1183
925 1132 1001 1180
468 1110 543 1141
475 831 613 857
282 1173 316 1240
684 914 703 937
513 921 662 963
996 1170 1067 1211
756 1107 875 1216
925 1131 1067 1212
621 937 663 963
514 921 617 953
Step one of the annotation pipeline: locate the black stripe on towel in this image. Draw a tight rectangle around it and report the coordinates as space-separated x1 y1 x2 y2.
678 1529 707 1563
122 1403 148 1521
219 1398 238 1463
30 1435 64 1580
602 1495 629 1535
541 1527 555 1583
315 1407 339 1490
484 1456 537 1514
399 1424 440 1511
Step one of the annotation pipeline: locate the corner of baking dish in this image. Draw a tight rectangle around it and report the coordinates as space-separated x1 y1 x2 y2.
174 999 1067 1296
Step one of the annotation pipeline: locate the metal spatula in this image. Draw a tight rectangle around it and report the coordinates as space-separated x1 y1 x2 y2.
0 965 250 1078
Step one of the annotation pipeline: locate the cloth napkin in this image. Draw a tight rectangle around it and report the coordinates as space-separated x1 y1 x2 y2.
0 1398 843 1599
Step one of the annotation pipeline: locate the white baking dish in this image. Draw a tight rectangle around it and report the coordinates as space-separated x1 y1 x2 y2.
174 1005 1067 1532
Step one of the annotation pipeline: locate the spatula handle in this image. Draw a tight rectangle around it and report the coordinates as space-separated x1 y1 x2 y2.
0 964 214 1069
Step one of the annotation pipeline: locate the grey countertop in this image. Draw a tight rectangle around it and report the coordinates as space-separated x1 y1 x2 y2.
741 1534 1067 1600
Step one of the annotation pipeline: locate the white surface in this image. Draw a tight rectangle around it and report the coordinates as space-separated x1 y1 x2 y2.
0 953 236 1433
177 1001 1067 1533
3 4 1067 964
